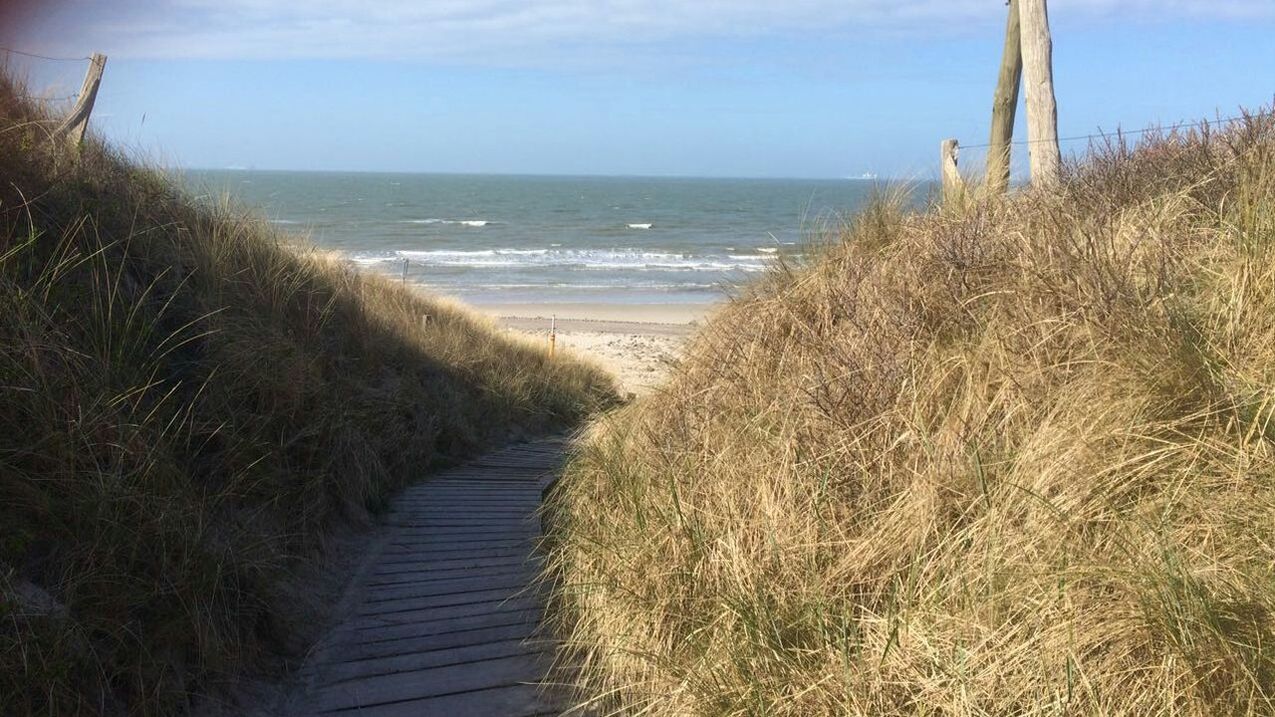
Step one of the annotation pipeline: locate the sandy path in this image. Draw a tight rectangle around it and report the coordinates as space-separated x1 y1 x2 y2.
490 310 702 396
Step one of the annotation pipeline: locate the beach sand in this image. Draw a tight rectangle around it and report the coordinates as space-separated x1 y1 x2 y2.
476 302 711 396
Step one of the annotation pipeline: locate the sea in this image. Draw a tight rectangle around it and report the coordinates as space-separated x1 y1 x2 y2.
187 171 903 308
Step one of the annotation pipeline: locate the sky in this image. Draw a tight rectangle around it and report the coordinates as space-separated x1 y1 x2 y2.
2 0 1273 179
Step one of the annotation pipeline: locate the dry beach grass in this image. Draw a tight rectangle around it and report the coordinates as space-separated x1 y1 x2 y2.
0 77 616 715
546 112 1275 715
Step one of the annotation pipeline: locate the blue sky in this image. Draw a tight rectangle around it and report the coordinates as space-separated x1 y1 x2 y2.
3 1 1273 179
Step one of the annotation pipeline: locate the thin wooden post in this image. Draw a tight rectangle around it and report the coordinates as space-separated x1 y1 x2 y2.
1018 0 1061 186
549 315 556 359
941 139 963 204
54 53 106 146
401 258 409 283
987 0 1022 195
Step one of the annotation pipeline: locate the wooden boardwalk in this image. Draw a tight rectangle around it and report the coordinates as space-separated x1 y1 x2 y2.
289 439 574 716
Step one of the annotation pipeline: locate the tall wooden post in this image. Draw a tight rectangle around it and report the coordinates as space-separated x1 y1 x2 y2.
941 139 963 204
54 53 107 146
1018 0 1061 186
987 0 1022 195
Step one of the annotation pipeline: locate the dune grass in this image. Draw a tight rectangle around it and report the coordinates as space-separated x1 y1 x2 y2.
0 77 616 715
545 112 1275 715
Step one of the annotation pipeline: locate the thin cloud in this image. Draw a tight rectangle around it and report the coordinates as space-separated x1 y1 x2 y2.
7 0 1273 63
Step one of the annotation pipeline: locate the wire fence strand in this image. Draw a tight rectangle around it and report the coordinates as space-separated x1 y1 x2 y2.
0 46 91 62
963 114 1250 149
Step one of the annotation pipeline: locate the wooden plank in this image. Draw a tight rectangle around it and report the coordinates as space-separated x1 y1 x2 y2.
390 525 537 535
386 507 540 516
356 587 533 618
455 459 559 466
415 480 545 488
409 483 543 491
337 623 540 663
345 609 540 646
390 501 540 511
384 515 536 526
387 503 542 514
412 480 543 487
391 526 534 536
369 564 535 587
346 607 541 645
318 638 549 684
364 572 537 603
369 561 534 581
314 653 555 712
372 555 536 575
369 569 536 588
394 512 536 522
412 490 540 498
382 540 536 555
317 683 559 716
348 596 544 629
385 532 539 547
391 503 539 512
383 515 535 525
1019 0 1061 186
392 498 541 507
407 523 532 536
384 533 537 545
374 545 532 563
376 544 532 560
401 486 544 496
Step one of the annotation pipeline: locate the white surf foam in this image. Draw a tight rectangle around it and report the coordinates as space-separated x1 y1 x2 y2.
399 219 493 227
348 248 770 273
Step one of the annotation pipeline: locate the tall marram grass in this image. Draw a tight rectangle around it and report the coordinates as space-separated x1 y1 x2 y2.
546 112 1275 715
0 77 615 715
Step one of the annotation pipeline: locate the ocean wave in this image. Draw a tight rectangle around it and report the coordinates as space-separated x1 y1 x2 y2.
445 282 720 290
347 255 393 266
628 223 653 229
399 219 493 227
346 247 772 273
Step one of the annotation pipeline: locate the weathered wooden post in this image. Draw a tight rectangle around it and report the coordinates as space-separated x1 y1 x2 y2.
1018 0 1061 186
941 138 963 204
987 0 1022 195
549 315 557 359
401 257 409 283
54 53 106 146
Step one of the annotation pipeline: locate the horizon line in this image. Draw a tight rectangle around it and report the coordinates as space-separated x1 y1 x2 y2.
186 166 899 183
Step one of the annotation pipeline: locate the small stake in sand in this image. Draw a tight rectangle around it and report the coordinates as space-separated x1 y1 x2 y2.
549 314 557 359
401 258 409 284
941 138 964 204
